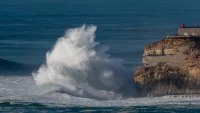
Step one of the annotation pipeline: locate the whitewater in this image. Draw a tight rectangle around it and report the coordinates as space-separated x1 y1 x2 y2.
33 25 135 100
0 25 199 108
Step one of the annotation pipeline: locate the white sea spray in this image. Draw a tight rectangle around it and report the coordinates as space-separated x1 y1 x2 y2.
33 25 134 100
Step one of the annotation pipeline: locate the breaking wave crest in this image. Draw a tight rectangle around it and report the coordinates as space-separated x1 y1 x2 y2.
33 25 134 100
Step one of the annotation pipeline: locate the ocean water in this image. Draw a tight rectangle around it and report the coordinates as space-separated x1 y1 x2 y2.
1 0 200 112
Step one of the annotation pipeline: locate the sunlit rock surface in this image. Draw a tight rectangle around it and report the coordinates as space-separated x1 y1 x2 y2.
134 35 200 96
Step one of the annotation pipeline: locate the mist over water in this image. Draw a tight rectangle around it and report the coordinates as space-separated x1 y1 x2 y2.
33 25 135 100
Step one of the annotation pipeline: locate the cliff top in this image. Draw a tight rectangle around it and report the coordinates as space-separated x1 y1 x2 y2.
145 26 200 49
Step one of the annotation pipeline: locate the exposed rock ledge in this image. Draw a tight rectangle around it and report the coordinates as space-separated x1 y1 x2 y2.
134 36 200 96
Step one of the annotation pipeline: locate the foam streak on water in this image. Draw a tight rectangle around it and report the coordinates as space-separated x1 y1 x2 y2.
33 25 133 100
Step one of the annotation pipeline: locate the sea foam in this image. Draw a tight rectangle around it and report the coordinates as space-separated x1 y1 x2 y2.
33 25 134 100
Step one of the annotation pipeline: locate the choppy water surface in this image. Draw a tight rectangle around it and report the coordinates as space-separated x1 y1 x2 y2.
1 102 200 113
1 0 200 112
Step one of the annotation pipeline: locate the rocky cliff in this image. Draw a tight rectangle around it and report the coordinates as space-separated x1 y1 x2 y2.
134 36 200 96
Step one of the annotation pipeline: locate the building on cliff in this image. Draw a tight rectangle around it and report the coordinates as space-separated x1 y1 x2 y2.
166 25 200 39
178 27 200 36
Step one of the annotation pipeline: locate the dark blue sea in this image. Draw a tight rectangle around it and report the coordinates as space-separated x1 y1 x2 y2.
1 0 200 112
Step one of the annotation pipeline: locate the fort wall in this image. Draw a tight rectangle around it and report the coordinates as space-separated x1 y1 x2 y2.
178 28 200 36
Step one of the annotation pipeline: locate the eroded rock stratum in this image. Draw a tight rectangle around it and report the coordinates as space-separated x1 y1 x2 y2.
134 27 200 96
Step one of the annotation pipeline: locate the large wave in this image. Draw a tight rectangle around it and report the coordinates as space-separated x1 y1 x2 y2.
33 25 135 100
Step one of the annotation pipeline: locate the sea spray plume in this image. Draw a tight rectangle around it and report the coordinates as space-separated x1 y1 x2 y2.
33 25 134 100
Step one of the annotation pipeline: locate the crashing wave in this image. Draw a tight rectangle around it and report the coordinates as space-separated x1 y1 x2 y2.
33 25 135 100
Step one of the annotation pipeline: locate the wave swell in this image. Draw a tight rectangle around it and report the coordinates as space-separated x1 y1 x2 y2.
0 58 36 75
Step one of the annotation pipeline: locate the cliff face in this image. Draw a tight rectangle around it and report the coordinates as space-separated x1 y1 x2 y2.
134 36 200 96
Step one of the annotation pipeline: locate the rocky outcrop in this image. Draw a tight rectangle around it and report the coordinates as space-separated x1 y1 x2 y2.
134 36 200 96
